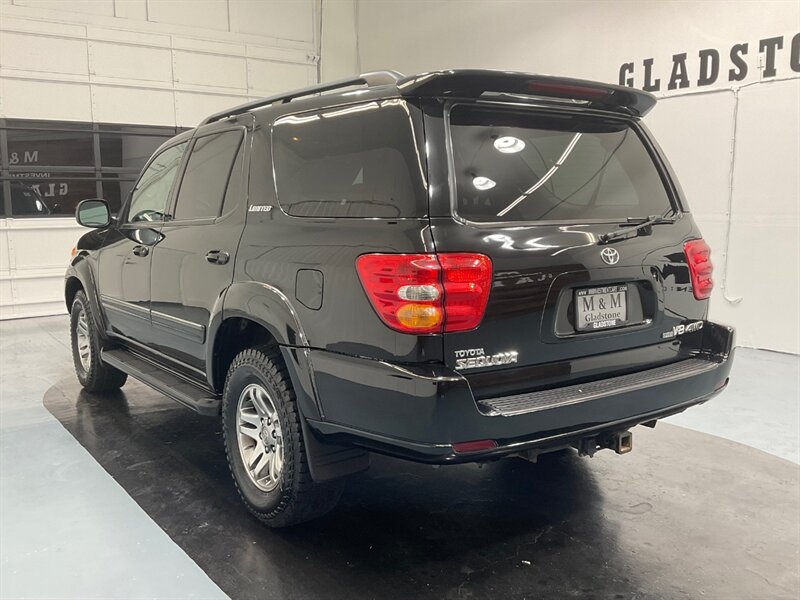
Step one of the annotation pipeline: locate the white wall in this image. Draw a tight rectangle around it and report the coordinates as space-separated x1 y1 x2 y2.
3 0 798 354
0 0 321 319
320 0 358 82
339 0 800 354
0 0 319 126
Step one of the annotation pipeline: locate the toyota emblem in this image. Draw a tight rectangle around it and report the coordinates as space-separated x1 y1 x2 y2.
600 247 620 265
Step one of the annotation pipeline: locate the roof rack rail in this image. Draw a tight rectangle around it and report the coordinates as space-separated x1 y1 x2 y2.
199 70 404 126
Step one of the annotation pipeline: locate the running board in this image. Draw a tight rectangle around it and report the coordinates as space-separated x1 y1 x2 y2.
101 348 220 416
479 358 718 417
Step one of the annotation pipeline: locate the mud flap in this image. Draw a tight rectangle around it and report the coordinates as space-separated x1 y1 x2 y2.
300 416 370 482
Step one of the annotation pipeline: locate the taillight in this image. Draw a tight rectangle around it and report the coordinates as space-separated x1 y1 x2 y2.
684 239 714 300
438 254 493 332
355 253 492 334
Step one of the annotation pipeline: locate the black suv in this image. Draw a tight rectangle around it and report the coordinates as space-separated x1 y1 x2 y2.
66 70 735 526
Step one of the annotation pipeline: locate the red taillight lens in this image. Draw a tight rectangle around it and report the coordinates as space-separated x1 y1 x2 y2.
684 239 714 300
527 81 610 100
438 253 493 332
355 253 492 334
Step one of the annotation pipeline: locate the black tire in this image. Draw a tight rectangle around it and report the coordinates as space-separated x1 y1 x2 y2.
70 290 128 392
222 345 344 527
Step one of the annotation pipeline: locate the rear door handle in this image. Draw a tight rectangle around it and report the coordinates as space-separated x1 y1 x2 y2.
132 245 149 257
205 250 230 265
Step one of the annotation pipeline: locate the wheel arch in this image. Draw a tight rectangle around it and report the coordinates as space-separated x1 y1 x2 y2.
65 257 107 333
65 276 83 309
209 281 321 421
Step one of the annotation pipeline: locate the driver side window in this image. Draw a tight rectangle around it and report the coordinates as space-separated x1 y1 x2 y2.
127 142 187 223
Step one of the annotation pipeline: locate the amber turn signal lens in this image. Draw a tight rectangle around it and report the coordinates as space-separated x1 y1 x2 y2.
396 303 442 330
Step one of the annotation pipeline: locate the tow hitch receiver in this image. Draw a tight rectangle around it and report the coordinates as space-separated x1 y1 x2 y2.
614 431 633 454
576 431 633 457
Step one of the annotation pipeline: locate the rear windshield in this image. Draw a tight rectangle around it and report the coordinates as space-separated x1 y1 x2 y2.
272 99 427 218
448 105 675 223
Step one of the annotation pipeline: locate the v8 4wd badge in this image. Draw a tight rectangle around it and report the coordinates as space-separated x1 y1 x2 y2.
661 320 704 339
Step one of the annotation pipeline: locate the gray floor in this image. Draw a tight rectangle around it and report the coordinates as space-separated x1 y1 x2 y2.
666 346 800 464
1 315 798 599
0 315 226 599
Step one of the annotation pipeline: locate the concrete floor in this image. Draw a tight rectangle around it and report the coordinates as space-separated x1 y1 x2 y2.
1 315 798 599
1 316 224 599
666 346 800 464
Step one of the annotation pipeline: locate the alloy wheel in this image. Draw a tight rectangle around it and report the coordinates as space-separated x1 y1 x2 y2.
236 383 284 492
76 307 92 371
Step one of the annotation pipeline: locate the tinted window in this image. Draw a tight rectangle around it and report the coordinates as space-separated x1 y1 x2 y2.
272 99 427 218
0 119 187 217
174 130 243 220
221 139 245 215
100 175 137 212
448 105 674 222
9 180 49 215
128 143 186 223
99 132 172 169
7 127 94 168
8 174 96 216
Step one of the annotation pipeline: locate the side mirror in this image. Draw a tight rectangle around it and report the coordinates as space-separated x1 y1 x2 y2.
76 199 111 228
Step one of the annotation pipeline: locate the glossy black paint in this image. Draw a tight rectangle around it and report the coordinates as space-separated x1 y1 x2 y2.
95 224 155 344
420 98 706 375
306 322 733 462
64 70 735 473
397 70 658 116
148 122 249 371
235 122 439 362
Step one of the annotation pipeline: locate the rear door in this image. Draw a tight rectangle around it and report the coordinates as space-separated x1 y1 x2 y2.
426 102 705 395
148 126 247 374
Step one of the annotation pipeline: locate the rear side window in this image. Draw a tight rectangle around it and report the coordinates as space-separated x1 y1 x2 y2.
448 105 674 223
272 99 427 218
174 129 243 220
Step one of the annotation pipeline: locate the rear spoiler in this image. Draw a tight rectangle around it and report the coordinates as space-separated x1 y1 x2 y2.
396 70 657 117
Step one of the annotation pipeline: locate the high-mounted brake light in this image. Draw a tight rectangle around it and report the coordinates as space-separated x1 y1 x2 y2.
356 253 492 334
526 81 610 100
684 239 714 300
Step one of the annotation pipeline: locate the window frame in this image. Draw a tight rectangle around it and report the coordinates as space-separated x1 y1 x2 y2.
167 126 247 225
443 100 684 228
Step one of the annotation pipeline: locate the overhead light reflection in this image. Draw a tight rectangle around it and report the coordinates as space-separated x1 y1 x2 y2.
472 176 496 190
497 132 583 217
494 136 525 154
320 101 380 119
277 113 321 125
482 233 557 251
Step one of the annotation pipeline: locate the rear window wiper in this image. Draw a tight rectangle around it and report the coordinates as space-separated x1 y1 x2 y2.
597 214 674 244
